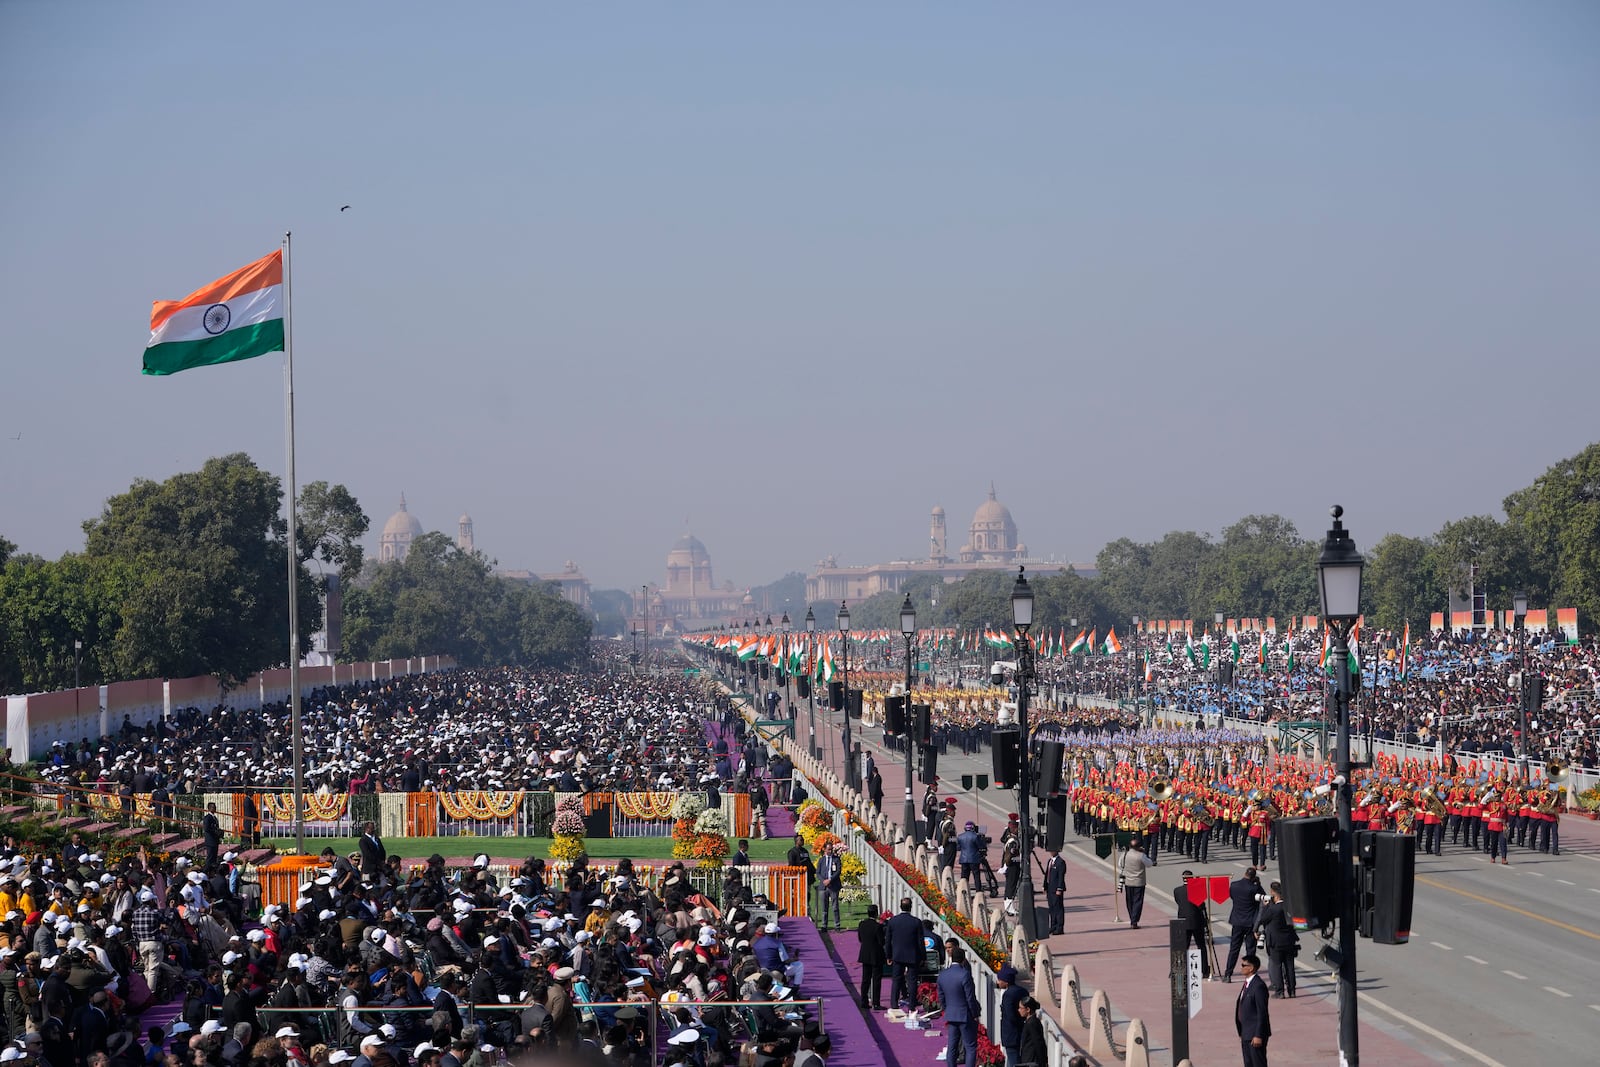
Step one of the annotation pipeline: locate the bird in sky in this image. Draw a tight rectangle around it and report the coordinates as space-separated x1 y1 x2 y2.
340 205 351 212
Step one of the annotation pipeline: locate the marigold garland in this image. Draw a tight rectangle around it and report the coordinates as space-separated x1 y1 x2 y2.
615 792 678 820
262 793 349 822
439 790 524 821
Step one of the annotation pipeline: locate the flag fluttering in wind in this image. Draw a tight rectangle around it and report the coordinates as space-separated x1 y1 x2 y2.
1398 621 1411 680
1067 629 1088 655
1103 628 1122 655
143 251 284 375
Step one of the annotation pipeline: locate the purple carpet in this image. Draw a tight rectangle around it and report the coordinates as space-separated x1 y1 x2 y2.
782 918 934 1067
819 927 940 1067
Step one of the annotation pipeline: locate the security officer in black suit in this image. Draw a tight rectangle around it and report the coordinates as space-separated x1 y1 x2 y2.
885 897 925 1011
1043 848 1068 935
1173 870 1211 979
1223 868 1263 982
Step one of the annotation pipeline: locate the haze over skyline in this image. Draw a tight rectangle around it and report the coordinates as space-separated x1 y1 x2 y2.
3 3 1597 594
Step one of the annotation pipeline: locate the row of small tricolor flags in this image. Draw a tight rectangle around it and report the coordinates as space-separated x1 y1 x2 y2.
683 618 1419 683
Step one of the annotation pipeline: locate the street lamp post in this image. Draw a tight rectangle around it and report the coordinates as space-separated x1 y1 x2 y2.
73 639 82 691
1011 567 1039 942
1317 505 1365 1067
1131 616 1142 720
839 602 854 790
780 612 792 720
930 593 939 685
901 594 920 844
1513 591 1529 762
805 608 819 759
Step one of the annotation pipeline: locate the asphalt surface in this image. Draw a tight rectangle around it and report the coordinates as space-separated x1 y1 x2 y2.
792 697 1600 1066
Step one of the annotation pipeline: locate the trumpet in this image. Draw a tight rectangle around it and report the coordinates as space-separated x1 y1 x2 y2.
1547 761 1571 784
1151 779 1174 800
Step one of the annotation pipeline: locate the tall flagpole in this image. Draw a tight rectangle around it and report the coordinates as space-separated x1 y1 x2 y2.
283 231 306 854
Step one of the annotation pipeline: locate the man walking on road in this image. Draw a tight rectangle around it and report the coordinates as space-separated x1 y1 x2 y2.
1119 840 1154 929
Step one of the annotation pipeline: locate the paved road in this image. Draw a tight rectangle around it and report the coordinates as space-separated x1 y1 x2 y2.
793 697 1600 1066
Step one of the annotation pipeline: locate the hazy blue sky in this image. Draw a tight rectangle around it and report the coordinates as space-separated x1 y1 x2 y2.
3 2 1597 593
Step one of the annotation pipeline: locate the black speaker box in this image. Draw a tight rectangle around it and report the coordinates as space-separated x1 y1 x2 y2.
827 681 844 709
992 727 1021 789
1044 795 1068 851
1277 816 1338 931
1219 661 1234 686
919 744 937 785
796 677 810 700
848 688 863 719
914 704 932 746
884 696 907 736
1365 831 1415 945
1033 740 1065 798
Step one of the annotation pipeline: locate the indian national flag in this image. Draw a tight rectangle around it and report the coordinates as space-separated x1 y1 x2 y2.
1398 621 1410 680
1285 637 1295 672
1067 629 1088 655
1103 628 1122 655
736 637 760 662
1230 635 1241 664
1258 632 1268 669
144 251 284 375
1085 629 1098 656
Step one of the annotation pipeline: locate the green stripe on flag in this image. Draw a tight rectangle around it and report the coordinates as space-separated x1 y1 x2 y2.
143 319 285 376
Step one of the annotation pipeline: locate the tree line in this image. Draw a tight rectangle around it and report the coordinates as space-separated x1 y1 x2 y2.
0 454 591 694
836 442 1600 640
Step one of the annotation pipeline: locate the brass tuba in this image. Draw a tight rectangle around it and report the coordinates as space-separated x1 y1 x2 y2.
1151 780 1174 800
1547 761 1571 784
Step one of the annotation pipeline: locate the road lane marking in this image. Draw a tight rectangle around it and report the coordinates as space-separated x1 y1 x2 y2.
1298 969 1509 1067
1415 874 1600 943
1465 955 1488 965
1557 878 1575 885
1544 986 1571 997
1591 1004 1600 1012
1589 888 1600 894
1429 941 1452 950
1527 871 1544 877
1503 970 1528 980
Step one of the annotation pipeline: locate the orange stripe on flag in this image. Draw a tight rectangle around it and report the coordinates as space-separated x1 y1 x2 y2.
150 250 283 331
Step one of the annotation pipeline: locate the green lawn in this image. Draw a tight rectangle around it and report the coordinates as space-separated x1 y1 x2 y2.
262 835 794 862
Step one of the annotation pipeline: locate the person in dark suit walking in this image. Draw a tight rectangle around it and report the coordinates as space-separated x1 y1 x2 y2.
1173 870 1212 979
1234 954 1271 1067
358 821 386 881
1254 882 1298 997
1043 848 1068 935
856 904 888 1009
996 964 1027 1067
884 897 924 1010
1223 868 1263 981
936 946 980 1067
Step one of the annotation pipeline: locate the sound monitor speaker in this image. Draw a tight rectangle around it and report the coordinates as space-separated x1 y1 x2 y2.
848 688 863 719
914 704 932 746
1368 831 1415 945
760 663 770 680
920 745 937 785
1033 740 1066 798
827 681 844 710
1219 661 1234 686
1277 816 1338 930
884 696 907 736
796 677 810 700
1045 796 1068 851
991 728 1021 789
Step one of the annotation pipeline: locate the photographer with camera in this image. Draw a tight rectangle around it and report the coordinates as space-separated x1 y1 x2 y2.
1222 867 1264 982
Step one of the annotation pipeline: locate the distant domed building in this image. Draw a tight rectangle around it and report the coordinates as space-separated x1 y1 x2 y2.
638 533 748 634
806 485 1090 603
379 495 424 562
959 482 1026 563
457 513 475 553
